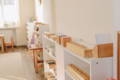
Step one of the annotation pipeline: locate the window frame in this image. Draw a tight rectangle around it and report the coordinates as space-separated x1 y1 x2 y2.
0 0 20 28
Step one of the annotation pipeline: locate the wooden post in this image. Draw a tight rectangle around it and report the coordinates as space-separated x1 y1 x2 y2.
118 32 120 80
0 36 5 52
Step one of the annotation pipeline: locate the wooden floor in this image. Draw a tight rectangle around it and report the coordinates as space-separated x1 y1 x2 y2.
0 47 45 80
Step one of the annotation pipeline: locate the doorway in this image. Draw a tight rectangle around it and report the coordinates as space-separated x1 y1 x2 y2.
118 32 120 80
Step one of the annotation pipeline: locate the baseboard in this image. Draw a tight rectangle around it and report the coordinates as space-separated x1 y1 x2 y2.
0 45 27 51
15 45 27 48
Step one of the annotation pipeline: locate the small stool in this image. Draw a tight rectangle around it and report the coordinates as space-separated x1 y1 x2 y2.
4 37 14 52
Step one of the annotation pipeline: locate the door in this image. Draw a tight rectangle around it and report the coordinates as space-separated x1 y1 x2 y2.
118 32 120 80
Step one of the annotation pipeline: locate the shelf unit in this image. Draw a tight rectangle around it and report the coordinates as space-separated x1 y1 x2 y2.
42 34 57 80
26 22 49 48
42 32 113 80
64 48 113 80
65 70 76 80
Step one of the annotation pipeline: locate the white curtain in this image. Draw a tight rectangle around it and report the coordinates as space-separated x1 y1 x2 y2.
0 0 19 27
35 0 44 22
0 0 3 27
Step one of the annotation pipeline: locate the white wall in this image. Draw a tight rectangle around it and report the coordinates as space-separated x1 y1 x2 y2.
113 0 120 27
54 0 113 44
42 0 56 33
35 0 44 22
16 0 35 46
113 0 120 78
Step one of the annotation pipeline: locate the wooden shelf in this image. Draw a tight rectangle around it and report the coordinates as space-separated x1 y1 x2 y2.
43 35 56 43
44 49 56 60
44 62 56 75
64 48 92 64
43 33 57 80
43 32 113 80
45 72 56 80
64 47 113 80
65 70 76 80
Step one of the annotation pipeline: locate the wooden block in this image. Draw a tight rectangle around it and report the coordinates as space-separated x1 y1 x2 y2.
66 42 93 58
54 35 67 44
50 35 59 41
49 64 56 69
60 37 72 47
67 64 90 80
57 36 62 44
45 72 56 80
93 43 113 58
45 32 55 38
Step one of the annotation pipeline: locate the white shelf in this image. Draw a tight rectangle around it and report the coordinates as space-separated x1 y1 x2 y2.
64 48 113 64
43 35 55 43
64 48 113 80
65 70 76 80
43 33 113 80
44 49 56 60
64 48 92 64
43 33 57 80
44 62 56 75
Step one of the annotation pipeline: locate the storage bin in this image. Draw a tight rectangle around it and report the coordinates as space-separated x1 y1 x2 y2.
60 37 72 47
93 43 113 58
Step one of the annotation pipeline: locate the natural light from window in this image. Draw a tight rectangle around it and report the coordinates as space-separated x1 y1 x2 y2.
35 0 44 22
0 0 19 28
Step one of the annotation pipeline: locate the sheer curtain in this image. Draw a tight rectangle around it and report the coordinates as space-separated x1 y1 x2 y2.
0 0 19 28
35 0 44 22
0 0 4 27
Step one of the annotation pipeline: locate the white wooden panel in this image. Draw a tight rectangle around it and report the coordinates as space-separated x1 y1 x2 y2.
26 22 49 47
64 48 113 80
90 58 113 80
64 49 90 75
56 43 65 80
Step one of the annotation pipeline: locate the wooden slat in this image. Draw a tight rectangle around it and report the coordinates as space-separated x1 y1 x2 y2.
66 42 93 58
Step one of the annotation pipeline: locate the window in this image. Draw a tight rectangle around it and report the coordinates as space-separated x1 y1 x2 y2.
0 0 19 28
35 0 44 22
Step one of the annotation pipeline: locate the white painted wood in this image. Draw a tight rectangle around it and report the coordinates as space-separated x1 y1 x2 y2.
56 43 65 80
113 27 120 78
64 49 90 75
90 58 113 80
44 49 56 60
65 71 75 80
64 48 92 64
42 34 56 75
42 33 113 80
64 48 113 80
26 22 49 48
